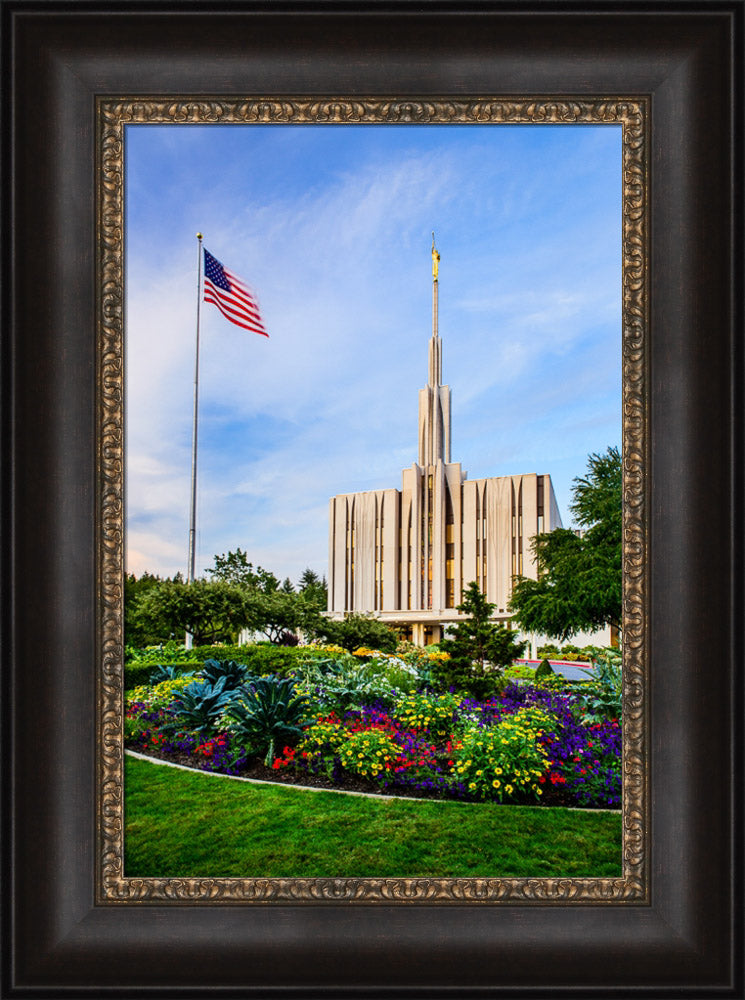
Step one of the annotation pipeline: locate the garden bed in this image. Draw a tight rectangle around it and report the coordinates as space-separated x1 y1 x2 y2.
125 675 622 811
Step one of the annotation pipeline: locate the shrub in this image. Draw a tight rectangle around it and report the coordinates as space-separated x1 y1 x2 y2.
365 653 420 695
220 644 305 677
536 643 595 662
574 648 622 723
276 630 300 646
125 675 197 710
392 691 462 740
187 643 251 663
337 729 400 782
313 612 398 654
449 708 552 802
125 642 317 687
536 644 561 660
148 663 197 685
535 658 555 678
126 641 198 665
297 718 348 756
125 663 156 692
296 654 405 713
125 661 201 691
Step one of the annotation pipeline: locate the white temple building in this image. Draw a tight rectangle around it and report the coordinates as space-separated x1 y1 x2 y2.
327 239 591 649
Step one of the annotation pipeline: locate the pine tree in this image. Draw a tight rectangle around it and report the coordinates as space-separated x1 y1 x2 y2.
436 582 526 699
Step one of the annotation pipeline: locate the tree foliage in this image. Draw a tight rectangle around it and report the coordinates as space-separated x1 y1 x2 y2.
126 550 334 648
312 612 398 654
244 589 301 644
298 567 328 607
124 571 168 646
206 548 280 593
135 578 252 646
508 446 622 640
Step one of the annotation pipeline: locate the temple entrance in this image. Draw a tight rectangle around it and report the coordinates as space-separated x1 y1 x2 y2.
410 623 442 647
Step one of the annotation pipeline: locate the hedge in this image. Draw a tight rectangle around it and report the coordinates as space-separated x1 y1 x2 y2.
124 661 201 692
123 643 336 690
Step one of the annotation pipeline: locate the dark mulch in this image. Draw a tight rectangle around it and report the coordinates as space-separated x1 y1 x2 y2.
126 744 584 808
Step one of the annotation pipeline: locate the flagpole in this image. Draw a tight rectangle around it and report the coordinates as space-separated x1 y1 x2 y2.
185 233 203 648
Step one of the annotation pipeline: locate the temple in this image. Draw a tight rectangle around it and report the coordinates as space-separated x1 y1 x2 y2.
326 237 563 646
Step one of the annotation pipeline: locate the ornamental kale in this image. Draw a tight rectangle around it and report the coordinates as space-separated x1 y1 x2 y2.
160 676 238 737
224 675 309 766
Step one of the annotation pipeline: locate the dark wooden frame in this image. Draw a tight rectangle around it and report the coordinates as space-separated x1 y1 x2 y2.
3 2 742 995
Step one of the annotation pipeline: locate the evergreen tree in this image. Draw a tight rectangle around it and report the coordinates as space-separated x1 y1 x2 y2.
435 582 526 699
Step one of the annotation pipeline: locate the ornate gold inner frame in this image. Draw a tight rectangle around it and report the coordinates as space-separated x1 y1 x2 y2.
97 97 648 904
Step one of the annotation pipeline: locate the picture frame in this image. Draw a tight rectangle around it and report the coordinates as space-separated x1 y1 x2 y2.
107 97 641 903
3 2 742 995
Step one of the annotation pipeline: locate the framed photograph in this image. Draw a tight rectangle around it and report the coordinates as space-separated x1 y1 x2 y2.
114 103 634 896
4 2 742 995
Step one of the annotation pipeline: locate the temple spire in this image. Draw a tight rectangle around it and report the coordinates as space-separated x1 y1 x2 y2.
419 234 451 465
428 233 442 388
431 232 440 341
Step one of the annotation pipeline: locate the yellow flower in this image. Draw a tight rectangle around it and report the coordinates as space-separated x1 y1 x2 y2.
492 779 501 789
505 784 514 795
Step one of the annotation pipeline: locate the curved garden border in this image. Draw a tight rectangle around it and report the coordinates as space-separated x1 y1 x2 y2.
125 749 621 813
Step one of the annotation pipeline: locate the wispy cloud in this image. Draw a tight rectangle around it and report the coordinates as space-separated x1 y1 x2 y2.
125 123 621 582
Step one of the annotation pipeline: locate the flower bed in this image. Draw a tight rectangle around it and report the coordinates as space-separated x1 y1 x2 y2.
125 670 621 809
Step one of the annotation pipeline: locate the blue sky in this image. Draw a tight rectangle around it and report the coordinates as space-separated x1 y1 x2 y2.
125 122 622 584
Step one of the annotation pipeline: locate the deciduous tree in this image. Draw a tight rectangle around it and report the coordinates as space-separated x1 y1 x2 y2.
508 446 622 639
205 548 279 593
312 612 398 654
135 578 251 646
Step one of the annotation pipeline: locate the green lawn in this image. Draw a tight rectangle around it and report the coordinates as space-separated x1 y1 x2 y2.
124 755 622 878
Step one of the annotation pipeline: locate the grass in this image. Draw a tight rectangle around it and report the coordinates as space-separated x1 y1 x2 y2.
124 755 623 878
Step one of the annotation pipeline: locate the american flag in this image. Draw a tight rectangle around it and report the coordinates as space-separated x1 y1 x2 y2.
202 248 269 337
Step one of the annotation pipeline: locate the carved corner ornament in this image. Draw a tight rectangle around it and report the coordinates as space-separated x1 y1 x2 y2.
97 97 648 904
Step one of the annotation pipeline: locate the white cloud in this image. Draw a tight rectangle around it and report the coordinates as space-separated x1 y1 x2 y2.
125 124 622 581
